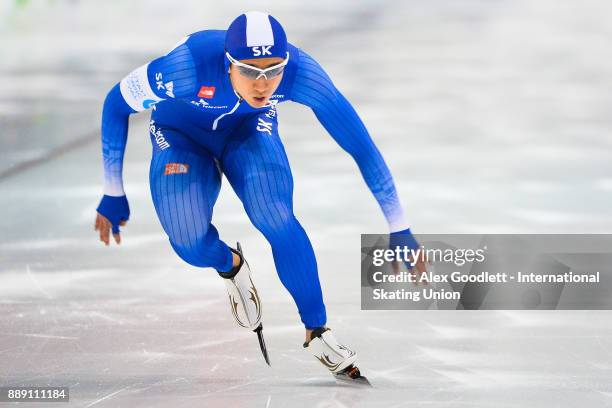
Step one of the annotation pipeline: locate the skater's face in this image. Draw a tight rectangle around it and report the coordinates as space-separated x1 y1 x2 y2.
229 56 285 108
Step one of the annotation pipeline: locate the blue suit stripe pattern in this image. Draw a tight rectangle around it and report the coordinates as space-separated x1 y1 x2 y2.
290 50 409 232
149 133 233 273
221 113 326 328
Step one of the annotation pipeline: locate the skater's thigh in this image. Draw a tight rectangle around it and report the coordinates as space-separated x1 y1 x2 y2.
221 110 294 208
149 127 222 247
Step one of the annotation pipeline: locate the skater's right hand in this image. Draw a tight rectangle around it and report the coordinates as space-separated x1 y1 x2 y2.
95 195 130 246
389 228 429 283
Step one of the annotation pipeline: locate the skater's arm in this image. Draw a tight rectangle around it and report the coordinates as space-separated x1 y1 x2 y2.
101 43 197 195
95 84 133 246
96 43 198 244
290 50 427 275
290 49 411 235
100 83 134 198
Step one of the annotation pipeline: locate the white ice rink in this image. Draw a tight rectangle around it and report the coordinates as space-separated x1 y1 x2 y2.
1 1 612 406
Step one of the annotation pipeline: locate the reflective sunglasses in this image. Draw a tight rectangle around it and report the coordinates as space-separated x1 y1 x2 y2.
226 51 289 80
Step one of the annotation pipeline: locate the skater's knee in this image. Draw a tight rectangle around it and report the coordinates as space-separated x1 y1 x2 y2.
171 242 205 267
247 203 298 238
170 236 218 268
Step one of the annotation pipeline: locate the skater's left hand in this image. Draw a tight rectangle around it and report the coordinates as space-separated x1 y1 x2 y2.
389 228 429 284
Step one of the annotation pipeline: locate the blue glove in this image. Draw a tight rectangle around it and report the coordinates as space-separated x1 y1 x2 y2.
389 228 420 252
389 228 421 270
96 195 130 234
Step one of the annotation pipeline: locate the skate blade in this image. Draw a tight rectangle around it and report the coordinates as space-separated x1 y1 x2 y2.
254 324 271 366
333 367 372 387
333 373 372 387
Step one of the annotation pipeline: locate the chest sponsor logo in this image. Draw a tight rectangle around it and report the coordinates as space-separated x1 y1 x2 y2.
155 72 174 98
164 163 189 175
198 86 216 99
191 99 227 109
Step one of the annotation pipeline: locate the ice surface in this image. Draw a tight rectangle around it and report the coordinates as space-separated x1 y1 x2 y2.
1 1 612 406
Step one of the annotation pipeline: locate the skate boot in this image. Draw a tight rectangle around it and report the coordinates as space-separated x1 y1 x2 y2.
304 327 370 386
218 242 262 329
219 242 269 365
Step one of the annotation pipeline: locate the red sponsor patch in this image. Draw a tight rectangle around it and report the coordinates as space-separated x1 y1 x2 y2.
164 163 189 175
198 86 216 99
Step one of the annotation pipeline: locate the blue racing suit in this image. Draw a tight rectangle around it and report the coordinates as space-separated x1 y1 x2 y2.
99 30 411 329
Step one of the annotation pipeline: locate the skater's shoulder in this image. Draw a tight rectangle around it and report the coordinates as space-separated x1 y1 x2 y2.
179 30 226 59
157 30 226 82
286 45 332 82
184 30 226 47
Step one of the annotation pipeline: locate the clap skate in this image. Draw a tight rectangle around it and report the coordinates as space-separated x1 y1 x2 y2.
304 327 371 386
219 242 269 365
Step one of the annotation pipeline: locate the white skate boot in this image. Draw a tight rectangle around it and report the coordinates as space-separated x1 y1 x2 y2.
219 242 269 365
304 327 370 385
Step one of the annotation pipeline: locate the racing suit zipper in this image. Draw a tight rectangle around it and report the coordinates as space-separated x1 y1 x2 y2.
212 91 243 130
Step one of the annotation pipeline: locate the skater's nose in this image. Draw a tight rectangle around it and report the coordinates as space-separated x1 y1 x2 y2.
253 77 268 93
